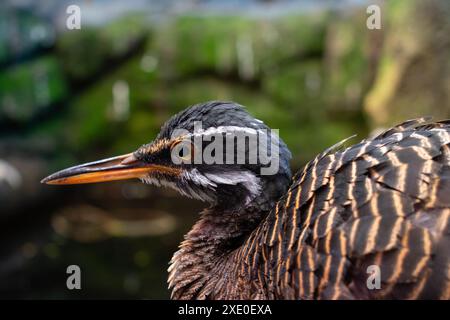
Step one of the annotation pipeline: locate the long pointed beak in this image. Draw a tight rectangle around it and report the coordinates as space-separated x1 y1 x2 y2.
41 153 179 185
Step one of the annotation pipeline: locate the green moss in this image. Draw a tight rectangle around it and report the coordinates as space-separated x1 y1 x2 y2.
56 28 111 81
262 60 324 117
102 13 149 56
17 11 369 170
364 0 450 127
0 55 68 122
259 12 327 68
153 13 327 79
64 50 163 153
57 14 148 81
324 10 374 111
69 85 111 149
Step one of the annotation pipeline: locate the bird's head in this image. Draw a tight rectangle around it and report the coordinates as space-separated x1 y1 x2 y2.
42 101 292 210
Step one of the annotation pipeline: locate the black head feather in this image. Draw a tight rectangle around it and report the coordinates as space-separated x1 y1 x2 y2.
136 101 292 211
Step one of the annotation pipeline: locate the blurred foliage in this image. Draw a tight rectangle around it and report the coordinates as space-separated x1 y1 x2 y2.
56 14 148 82
0 56 67 122
154 13 327 79
16 9 361 168
324 8 379 111
0 8 54 65
365 0 450 127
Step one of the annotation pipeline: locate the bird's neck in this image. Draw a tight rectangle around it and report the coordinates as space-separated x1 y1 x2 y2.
168 201 270 299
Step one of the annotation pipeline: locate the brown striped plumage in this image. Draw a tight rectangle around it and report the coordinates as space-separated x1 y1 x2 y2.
169 118 450 299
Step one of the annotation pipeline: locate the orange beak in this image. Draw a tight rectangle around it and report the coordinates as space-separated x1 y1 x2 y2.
41 153 180 185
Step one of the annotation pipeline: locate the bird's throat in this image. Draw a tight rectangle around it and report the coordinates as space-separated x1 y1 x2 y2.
168 203 269 299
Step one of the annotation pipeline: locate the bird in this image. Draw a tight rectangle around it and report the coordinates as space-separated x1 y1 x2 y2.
42 101 450 300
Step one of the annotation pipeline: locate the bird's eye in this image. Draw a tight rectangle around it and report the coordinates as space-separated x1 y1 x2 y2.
170 140 194 164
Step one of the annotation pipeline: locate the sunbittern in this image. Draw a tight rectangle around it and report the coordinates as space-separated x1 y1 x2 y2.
42 101 450 299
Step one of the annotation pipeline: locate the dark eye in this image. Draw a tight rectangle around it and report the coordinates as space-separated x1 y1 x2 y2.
178 146 189 158
170 140 193 163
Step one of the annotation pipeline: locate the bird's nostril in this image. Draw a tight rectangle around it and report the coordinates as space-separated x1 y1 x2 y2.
120 154 138 165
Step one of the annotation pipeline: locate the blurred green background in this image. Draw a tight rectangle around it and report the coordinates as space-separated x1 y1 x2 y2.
0 0 449 299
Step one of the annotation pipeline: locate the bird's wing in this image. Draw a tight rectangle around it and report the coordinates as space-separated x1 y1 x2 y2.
252 118 450 299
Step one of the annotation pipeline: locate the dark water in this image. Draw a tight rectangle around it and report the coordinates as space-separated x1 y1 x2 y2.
0 181 204 299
